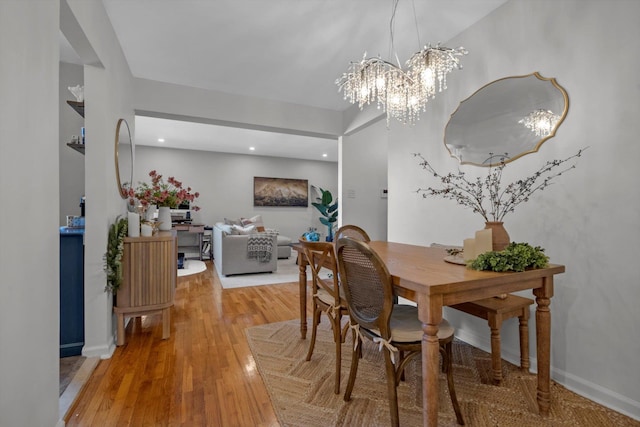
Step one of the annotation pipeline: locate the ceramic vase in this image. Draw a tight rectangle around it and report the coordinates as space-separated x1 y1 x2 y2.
141 223 153 237
484 221 510 251
158 206 172 231
127 212 140 237
145 205 157 222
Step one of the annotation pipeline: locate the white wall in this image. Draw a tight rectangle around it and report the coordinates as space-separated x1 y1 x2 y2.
134 78 343 139
134 146 338 240
63 0 135 358
341 118 388 241
374 0 640 419
0 2 60 426
59 62 85 225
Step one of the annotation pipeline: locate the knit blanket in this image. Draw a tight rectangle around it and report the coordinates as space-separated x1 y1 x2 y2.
247 232 275 263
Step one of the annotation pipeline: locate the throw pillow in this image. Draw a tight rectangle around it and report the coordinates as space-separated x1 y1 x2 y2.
224 217 242 226
231 224 255 235
241 214 265 232
216 223 234 235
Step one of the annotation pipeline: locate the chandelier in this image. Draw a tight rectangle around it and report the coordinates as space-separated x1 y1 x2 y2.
335 0 467 125
519 109 561 137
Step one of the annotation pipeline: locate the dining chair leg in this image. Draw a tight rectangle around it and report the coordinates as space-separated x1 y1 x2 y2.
305 305 321 361
332 314 342 394
343 334 361 402
383 349 401 427
442 341 465 425
341 322 349 344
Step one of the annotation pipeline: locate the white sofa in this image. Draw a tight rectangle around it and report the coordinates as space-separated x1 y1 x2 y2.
213 223 278 276
276 234 292 259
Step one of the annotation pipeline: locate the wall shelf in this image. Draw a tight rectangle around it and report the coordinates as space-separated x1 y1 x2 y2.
66 142 85 154
66 100 85 118
66 100 85 154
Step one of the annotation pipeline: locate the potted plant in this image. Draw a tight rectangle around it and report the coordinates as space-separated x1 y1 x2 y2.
311 185 338 242
104 215 128 294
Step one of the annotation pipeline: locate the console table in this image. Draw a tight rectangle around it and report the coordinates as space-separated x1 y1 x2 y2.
114 231 177 346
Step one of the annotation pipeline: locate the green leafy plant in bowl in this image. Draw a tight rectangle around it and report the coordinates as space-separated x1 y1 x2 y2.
470 242 549 272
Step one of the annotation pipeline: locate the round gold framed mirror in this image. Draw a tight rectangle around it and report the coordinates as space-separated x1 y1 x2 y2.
444 72 569 166
114 118 134 199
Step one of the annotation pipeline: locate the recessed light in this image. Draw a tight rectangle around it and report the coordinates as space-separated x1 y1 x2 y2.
322 153 328 157
157 138 165 143
249 147 255 151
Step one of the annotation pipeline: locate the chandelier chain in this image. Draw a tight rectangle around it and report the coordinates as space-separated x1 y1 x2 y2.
411 0 421 50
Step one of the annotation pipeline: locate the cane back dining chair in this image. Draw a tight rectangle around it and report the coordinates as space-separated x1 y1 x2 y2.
298 239 349 394
335 224 371 242
335 237 464 426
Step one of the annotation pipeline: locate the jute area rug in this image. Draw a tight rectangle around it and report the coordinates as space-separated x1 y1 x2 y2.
246 320 638 427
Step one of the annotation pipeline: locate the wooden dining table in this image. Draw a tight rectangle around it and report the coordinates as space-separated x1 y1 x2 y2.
293 240 565 426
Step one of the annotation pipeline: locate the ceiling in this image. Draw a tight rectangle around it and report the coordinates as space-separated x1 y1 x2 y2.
134 115 339 161
62 0 508 160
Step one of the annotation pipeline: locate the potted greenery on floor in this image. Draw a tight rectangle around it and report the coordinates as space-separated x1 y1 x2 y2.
311 185 338 242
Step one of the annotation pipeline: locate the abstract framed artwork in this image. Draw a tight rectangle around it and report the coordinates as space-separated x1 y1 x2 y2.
253 177 308 207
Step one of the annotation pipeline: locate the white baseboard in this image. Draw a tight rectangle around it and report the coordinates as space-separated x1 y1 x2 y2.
455 326 640 421
552 366 640 421
81 337 115 359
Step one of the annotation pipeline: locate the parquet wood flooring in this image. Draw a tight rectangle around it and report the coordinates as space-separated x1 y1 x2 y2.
65 261 301 427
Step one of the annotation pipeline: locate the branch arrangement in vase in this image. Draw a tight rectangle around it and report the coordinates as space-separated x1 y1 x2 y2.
414 148 586 222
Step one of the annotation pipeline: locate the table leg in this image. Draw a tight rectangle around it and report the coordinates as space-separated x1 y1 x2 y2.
162 307 171 340
116 313 125 346
519 310 530 372
488 313 504 385
419 296 443 426
534 276 554 416
298 253 308 339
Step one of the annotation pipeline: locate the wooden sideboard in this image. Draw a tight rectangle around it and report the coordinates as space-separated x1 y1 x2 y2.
114 230 177 346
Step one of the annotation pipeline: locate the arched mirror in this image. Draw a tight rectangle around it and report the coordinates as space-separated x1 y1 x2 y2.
114 118 134 199
444 72 569 166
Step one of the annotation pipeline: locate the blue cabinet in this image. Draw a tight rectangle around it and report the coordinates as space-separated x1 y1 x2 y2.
60 227 84 357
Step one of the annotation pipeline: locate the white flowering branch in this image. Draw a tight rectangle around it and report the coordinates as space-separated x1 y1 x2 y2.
414 148 586 222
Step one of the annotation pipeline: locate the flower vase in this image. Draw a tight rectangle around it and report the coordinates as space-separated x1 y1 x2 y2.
145 205 157 222
484 221 510 251
158 206 172 231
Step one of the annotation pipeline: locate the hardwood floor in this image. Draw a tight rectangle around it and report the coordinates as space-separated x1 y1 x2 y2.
65 261 301 427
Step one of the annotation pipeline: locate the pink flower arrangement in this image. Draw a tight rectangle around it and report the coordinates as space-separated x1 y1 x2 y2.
128 170 200 211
